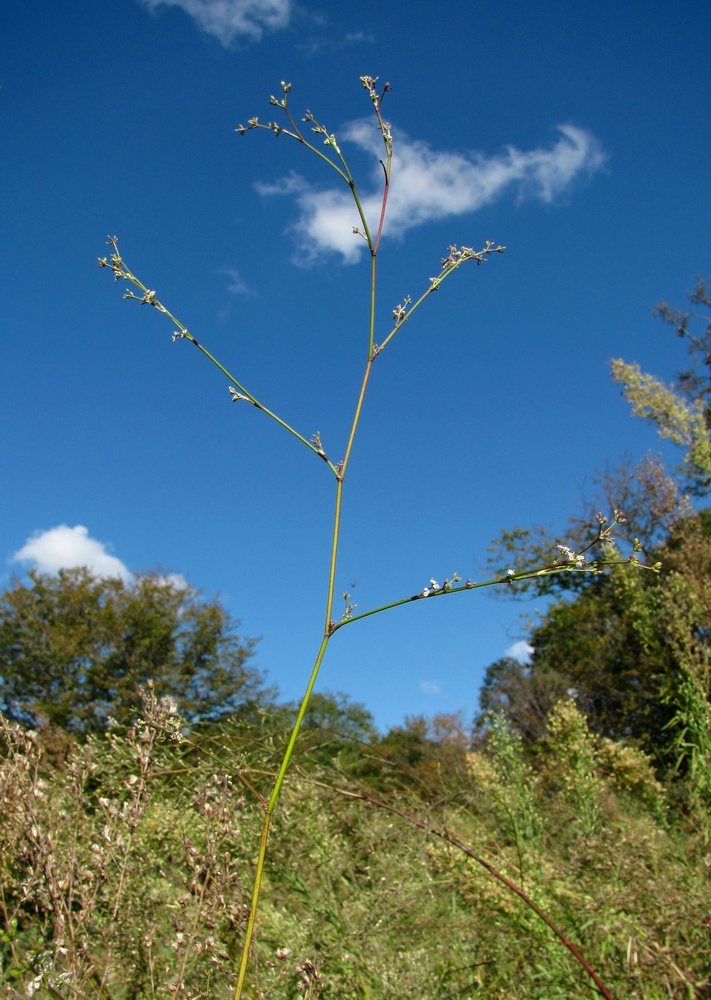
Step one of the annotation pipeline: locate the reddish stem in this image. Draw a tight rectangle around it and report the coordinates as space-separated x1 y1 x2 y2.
337 789 615 1000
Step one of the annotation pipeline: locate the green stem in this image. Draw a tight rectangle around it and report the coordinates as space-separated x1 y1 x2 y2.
186 334 336 472
331 558 644 633
99 245 338 475
233 634 330 1000
378 243 505 355
245 120 374 248
232 373 370 995
233 92 385 994
324 480 343 633
244 123 351 186
235 272 379 1000
322 354 375 632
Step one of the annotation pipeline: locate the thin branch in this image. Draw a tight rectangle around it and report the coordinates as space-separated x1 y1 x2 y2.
98 239 338 476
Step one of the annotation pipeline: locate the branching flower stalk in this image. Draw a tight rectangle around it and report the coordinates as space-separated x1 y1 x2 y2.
99 242 337 473
100 77 653 999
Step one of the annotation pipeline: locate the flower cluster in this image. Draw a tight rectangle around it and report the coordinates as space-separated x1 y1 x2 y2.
392 295 411 328
419 572 461 598
555 544 588 568
430 242 506 289
341 591 358 621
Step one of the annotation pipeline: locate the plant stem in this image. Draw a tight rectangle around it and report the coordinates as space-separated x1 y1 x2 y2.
330 554 645 633
234 301 378 1000
98 242 338 474
234 110 383 995
233 634 330 999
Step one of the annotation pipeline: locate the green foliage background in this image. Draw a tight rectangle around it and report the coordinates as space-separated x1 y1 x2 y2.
0 568 265 733
2 694 710 999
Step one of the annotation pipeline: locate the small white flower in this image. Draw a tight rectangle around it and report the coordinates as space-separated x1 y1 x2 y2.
27 975 43 997
430 578 440 590
160 695 178 715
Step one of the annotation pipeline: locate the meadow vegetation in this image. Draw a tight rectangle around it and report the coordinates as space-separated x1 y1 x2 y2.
1 661 710 998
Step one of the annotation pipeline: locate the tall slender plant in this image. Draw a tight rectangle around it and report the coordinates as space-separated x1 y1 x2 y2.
100 76 650 998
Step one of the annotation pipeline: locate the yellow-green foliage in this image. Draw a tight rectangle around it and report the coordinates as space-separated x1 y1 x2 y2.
2 697 710 999
610 359 711 482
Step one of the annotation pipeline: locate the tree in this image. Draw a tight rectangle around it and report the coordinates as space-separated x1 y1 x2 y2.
294 690 376 743
475 656 570 743
487 280 711 597
612 277 711 495
524 571 674 753
480 278 711 779
268 690 377 767
358 712 471 796
477 510 711 789
0 567 267 733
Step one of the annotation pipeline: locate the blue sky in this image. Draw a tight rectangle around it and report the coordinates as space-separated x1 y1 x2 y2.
2 0 710 731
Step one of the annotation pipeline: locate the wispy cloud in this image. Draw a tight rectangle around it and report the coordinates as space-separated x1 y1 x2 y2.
296 28 375 55
254 171 306 197
221 267 256 296
12 525 131 581
343 31 373 45
420 680 442 696
138 0 291 46
258 121 607 263
505 640 534 664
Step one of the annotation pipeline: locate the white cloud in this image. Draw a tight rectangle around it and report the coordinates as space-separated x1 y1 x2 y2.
253 170 308 197
297 28 376 55
221 267 256 296
420 680 442 696
139 0 291 46
258 121 607 263
505 640 534 664
157 572 189 589
12 525 131 581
